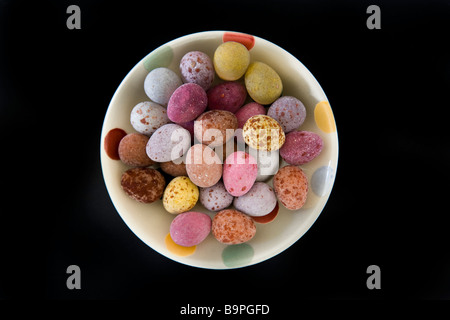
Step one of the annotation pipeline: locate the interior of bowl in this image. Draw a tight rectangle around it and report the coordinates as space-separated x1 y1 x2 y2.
100 31 338 269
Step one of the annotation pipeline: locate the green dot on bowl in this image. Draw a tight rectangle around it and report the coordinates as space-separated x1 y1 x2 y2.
143 45 174 72
222 243 254 268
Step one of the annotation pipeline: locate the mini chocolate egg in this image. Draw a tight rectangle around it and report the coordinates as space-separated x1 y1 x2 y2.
118 133 155 167
280 131 323 165
160 160 188 177
179 51 214 91
233 182 277 217
207 82 247 113
213 41 250 81
163 176 199 214
130 101 170 136
121 167 165 203
235 102 266 129
222 151 257 197
245 61 283 105
146 123 191 162
185 144 222 188
167 83 208 124
212 209 256 244
273 165 308 210
194 110 238 147
242 115 285 151
199 181 234 212
169 211 211 247
144 67 183 106
267 96 306 133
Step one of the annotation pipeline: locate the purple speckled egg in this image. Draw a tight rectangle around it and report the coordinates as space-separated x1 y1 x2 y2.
146 123 191 162
223 151 257 197
207 82 247 113
167 83 207 123
169 211 211 247
280 131 323 165
180 51 215 91
267 96 306 133
233 182 277 217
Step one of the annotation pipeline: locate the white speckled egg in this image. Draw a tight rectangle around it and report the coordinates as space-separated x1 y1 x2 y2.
130 101 170 136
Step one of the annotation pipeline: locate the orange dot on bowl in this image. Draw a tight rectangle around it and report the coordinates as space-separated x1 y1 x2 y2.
314 101 336 133
223 32 255 50
164 233 196 256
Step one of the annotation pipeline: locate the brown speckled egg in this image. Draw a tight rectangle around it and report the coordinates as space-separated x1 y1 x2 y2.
185 144 222 188
212 209 256 244
118 133 155 167
121 167 165 203
273 165 308 210
160 160 188 177
242 115 285 151
194 110 237 147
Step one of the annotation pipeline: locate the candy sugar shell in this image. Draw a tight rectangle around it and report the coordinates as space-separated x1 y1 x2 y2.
213 41 250 81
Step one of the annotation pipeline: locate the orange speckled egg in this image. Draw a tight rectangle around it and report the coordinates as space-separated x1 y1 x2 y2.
185 144 222 188
212 209 256 244
273 165 308 210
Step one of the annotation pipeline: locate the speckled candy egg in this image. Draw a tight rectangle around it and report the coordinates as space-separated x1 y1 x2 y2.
169 211 211 247
247 147 280 182
185 144 222 188
212 209 256 244
245 62 283 105
179 51 214 91
233 182 277 217
121 167 165 203
167 83 208 123
199 181 234 212
146 124 191 162
207 82 247 113
213 41 250 81
144 67 182 106
130 101 170 136
280 131 323 165
242 115 285 151
118 133 155 167
267 96 306 133
160 160 188 177
163 176 199 214
235 102 266 128
194 110 238 147
273 165 308 210
223 151 257 197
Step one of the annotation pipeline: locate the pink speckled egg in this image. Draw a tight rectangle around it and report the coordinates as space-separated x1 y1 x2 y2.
169 211 211 247
223 151 257 197
280 131 323 165
234 102 266 128
167 83 207 123
207 82 247 113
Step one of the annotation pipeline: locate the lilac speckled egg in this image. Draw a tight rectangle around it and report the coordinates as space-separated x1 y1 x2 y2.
235 102 266 128
180 51 215 91
200 181 234 212
207 82 247 113
280 131 323 165
169 211 211 247
130 101 170 136
223 151 257 197
233 182 277 217
144 67 182 106
267 96 306 133
167 83 208 123
146 124 191 162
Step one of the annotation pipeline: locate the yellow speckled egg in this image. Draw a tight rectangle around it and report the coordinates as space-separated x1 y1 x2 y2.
213 42 250 81
245 62 282 105
163 176 199 214
243 115 285 151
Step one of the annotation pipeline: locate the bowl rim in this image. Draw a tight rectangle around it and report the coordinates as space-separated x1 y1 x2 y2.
100 30 339 269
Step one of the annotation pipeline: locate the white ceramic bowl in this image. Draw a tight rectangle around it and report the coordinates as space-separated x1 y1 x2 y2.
100 31 338 269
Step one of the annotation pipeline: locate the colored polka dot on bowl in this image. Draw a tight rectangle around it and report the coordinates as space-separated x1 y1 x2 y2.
165 233 196 257
311 166 335 197
222 243 254 268
223 32 255 50
314 101 336 133
143 45 174 72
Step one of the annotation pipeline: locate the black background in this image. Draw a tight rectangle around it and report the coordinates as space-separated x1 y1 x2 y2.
1 0 449 305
